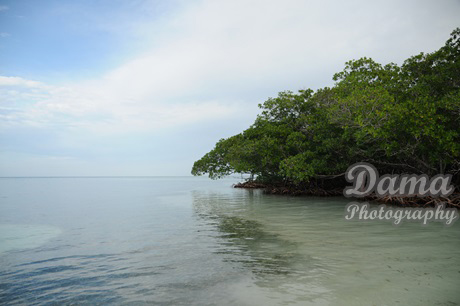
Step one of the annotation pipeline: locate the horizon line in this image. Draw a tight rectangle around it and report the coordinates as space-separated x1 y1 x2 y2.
0 175 195 178
0 175 244 178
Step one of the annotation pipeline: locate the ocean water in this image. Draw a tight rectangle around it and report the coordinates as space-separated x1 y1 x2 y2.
0 177 459 305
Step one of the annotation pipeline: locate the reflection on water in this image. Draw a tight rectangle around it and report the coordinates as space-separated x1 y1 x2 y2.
0 177 459 305
192 188 460 305
214 215 301 276
194 190 308 277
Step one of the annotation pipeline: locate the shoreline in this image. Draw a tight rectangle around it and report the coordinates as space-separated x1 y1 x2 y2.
233 181 460 208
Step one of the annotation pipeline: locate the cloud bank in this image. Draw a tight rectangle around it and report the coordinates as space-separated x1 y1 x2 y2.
1 0 459 175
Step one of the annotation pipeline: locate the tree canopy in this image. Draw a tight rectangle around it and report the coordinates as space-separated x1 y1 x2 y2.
192 28 460 188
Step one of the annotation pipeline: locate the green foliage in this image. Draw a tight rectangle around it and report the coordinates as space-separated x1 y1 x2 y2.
192 28 460 185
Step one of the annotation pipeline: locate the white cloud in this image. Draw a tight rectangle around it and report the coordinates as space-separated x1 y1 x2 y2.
1 0 459 176
0 76 45 88
87 0 460 103
0 77 238 133
1 0 459 135
0 5 8 11
0 32 10 38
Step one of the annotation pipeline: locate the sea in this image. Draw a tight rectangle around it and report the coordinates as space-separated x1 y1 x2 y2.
0 177 459 305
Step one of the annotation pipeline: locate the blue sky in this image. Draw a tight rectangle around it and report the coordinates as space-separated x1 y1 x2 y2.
0 0 459 176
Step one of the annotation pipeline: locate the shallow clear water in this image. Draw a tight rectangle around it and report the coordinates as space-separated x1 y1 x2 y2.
0 177 459 305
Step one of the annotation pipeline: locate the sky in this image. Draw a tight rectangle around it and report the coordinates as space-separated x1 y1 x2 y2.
0 0 459 176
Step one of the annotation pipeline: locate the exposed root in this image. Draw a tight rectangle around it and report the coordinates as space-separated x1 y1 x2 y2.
233 181 342 196
233 181 460 208
363 193 460 209
233 181 267 189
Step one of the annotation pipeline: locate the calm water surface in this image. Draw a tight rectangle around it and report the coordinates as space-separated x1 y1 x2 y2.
0 177 459 305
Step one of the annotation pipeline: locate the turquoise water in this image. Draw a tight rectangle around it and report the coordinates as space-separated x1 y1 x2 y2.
0 177 459 305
